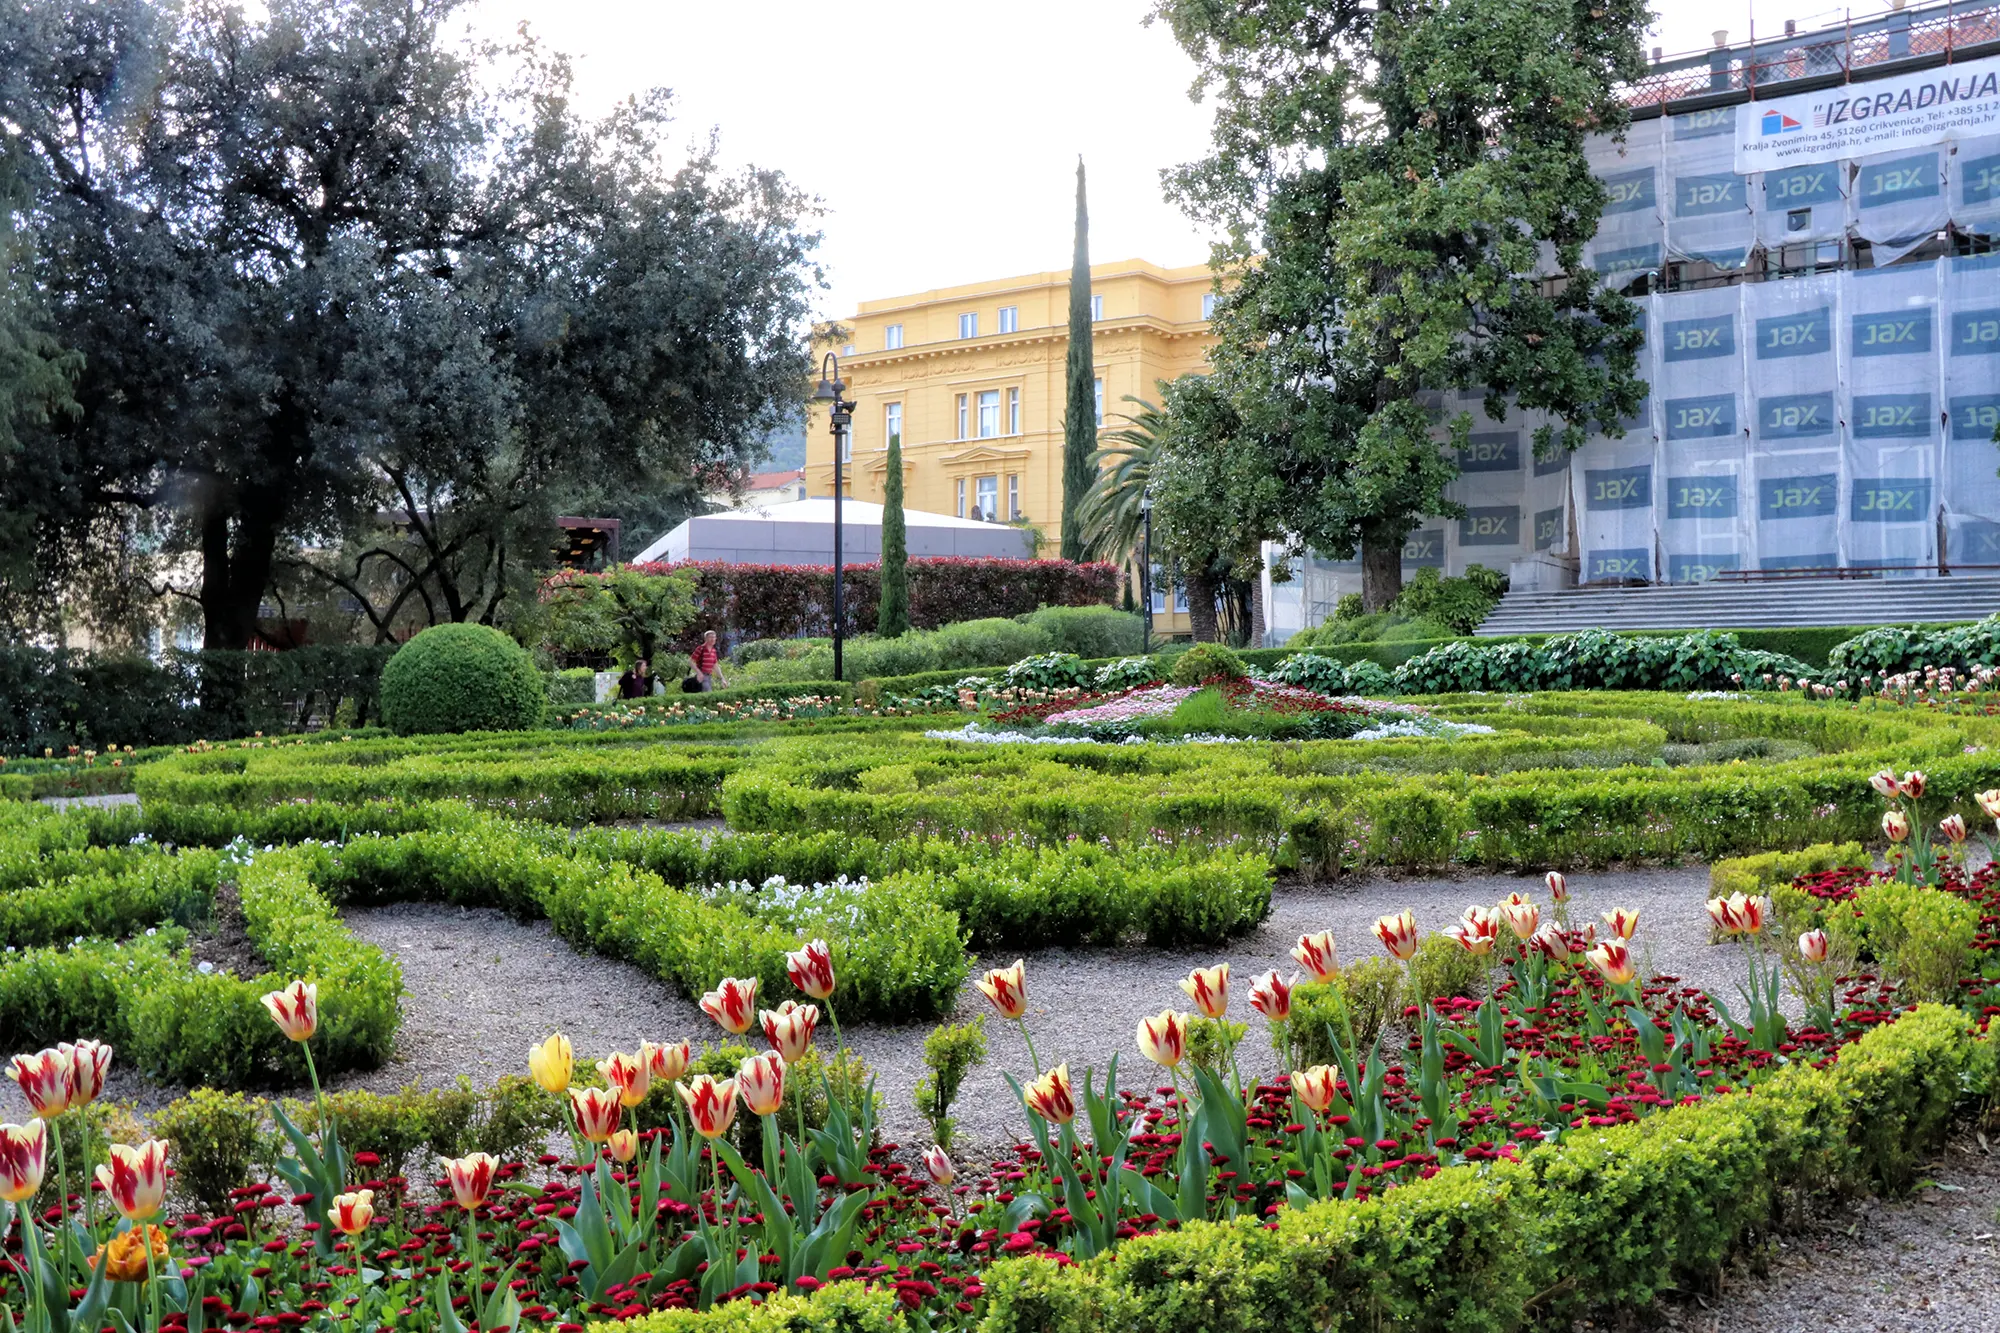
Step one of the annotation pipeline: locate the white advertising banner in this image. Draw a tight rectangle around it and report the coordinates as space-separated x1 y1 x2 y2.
1734 54 2000 174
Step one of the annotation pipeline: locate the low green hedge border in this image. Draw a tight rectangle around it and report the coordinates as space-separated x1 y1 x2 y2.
602 1004 1989 1333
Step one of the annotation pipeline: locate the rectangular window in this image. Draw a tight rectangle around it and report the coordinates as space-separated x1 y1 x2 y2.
1007 473 1020 520
885 402 902 446
1007 386 1020 434
956 478 967 518
1090 294 1104 322
998 306 1018 334
955 394 968 439
1149 566 1167 614
977 389 1000 438
976 475 999 521
884 323 904 350
1201 292 1216 320
1094 378 1104 426
958 312 978 339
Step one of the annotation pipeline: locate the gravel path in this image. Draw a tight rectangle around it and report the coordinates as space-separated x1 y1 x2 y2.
1647 1130 2000 1333
330 866 1751 1150
37 792 139 810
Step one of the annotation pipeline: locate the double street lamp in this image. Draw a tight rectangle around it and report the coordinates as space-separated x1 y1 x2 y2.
1138 492 1153 656
812 353 857 683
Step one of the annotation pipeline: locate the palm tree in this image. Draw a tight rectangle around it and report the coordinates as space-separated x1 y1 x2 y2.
1077 396 1163 568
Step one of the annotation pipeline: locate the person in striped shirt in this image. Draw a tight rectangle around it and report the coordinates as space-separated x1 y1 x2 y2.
691 630 725 692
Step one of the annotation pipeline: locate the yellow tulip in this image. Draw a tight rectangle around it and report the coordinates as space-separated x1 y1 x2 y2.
528 1034 572 1094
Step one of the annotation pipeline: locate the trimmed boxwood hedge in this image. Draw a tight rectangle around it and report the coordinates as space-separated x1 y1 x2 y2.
380 623 547 735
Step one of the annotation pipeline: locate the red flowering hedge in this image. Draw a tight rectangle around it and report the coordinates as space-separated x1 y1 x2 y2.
609 558 1118 645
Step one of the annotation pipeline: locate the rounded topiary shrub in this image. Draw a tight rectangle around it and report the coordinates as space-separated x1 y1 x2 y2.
1167 642 1248 686
379 624 547 735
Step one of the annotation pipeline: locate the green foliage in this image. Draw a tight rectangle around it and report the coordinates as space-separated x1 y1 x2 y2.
1405 932 1486 1006
1826 615 2000 679
380 624 547 736
879 434 910 637
1835 880 1982 1005
1167 642 1247 685
1005 652 1096 691
1393 628 1818 695
1094 656 1164 690
1389 565 1507 635
1079 397 1161 566
912 1016 987 1151
537 567 700 666
546 667 597 708
1061 159 1096 562
735 617 1058 683
1020 605 1145 658
1185 1016 1248 1078
151 1088 266 1216
1264 653 1393 696
1710 842 1868 904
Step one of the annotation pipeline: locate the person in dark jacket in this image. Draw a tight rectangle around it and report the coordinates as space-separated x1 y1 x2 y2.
616 658 652 699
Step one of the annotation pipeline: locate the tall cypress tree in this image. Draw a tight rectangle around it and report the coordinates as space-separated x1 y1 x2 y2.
1059 157 1096 563
877 431 910 637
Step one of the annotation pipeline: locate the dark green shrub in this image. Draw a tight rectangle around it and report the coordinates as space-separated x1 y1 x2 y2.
913 1017 987 1151
546 667 597 707
1020 606 1145 658
151 1087 267 1215
1390 564 1508 634
1406 932 1487 1005
1167 642 1248 685
930 617 1054 670
379 624 546 735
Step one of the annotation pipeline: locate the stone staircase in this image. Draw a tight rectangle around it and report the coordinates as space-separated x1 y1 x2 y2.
1475 575 2000 636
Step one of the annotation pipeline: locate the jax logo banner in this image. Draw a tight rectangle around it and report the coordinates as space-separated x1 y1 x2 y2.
1735 52 2000 173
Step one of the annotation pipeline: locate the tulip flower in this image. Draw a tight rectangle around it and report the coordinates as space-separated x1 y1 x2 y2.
570 1086 623 1144
1869 769 1900 799
1373 910 1420 961
330 1189 374 1235
528 1034 572 1094
974 960 1029 1020
1443 906 1500 955
1543 871 1568 903
1940 813 1968 845
1023 1064 1076 1126
1529 925 1571 961
0 1120 45 1203
785 939 837 1000
260 980 318 1042
1290 930 1339 982
1291 1065 1338 1114
678 1074 739 1140
597 1051 651 1109
61 1040 111 1109
1135 1010 1188 1069
6 1048 73 1119
644 1039 691 1085
88 1225 167 1283
760 1000 820 1062
699 976 759 1035
1601 907 1640 941
922 1145 955 1187
443 1152 498 1212
607 1130 638 1164
96 1139 167 1221
1901 770 1927 799
1179 963 1231 1020
1584 941 1636 987
738 1051 785 1117
1976 789 2000 820
1798 928 1829 964
1247 970 1294 1022
1882 809 1910 843
1497 894 1539 941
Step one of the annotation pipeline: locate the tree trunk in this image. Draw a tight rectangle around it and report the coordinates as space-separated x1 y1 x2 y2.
1184 566 1220 643
199 505 281 651
1360 534 1404 613
1248 575 1266 648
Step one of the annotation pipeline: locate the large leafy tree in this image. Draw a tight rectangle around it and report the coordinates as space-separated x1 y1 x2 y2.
1147 375 1284 643
0 0 818 648
1155 0 1649 609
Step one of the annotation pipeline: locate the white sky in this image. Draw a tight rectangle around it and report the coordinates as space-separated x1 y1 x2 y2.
465 0 1903 322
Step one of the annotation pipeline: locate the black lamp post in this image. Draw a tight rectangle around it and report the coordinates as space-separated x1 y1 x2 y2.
1138 492 1154 656
812 353 856 682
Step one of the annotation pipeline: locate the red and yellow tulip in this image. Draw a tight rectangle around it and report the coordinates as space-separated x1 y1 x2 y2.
737 1051 785 1117
1798 928 1830 964
1443 906 1501 956
62 1039 111 1109
699 977 759 1035
785 939 837 1000
1023 1064 1076 1126
443 1152 498 1212
974 960 1028 1020
95 1139 168 1221
570 1086 622 1144
1882 809 1911 843
1290 930 1339 982
597 1051 651 1108
1291 1065 1338 1114
1497 893 1539 941
1584 940 1636 987
922 1145 955 1187
678 1074 739 1140
260 980 317 1042
1178 963 1230 1020
607 1130 638 1164
760 1000 819 1062
6 1048 73 1119
0 1120 45 1203
644 1039 691 1085
330 1189 374 1235
1247 970 1294 1022
1544 870 1568 903
1135 1010 1188 1069
1600 907 1641 941
1373 910 1420 961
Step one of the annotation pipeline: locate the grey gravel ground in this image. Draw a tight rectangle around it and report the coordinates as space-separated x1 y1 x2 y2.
37 792 140 810
327 865 1754 1151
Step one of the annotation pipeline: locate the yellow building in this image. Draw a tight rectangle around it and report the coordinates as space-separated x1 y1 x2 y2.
805 258 1216 587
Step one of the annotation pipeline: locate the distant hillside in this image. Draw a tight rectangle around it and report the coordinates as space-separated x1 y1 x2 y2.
757 421 808 471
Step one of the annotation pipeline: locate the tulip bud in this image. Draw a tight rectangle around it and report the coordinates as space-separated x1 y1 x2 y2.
1798 928 1829 964
1373 910 1420 961
1529 925 1571 961
1869 769 1899 798
677 1074 739 1140
1247 970 1294 1022
570 1086 623 1144
1543 870 1568 903
1135 1010 1188 1069
1023 1064 1076 1126
6 1048 74 1119
331 1189 374 1235
759 1001 820 1063
1976 789 2000 820
699 977 759 1035
1882 809 1910 843
1291 1065 1338 1114
1600 907 1640 941
784 939 837 1000
1940 813 1968 845
96 1139 168 1221
528 1034 573 1094
1901 770 1927 800
61 1040 111 1110
260 980 318 1043
0 1120 46 1204
975 960 1028 1020
922 1145 955 1187
1497 893 1539 941
442 1152 498 1212
1584 941 1636 987
1290 931 1339 982
737 1051 785 1117
597 1051 651 1108
644 1039 691 1085
606 1130 638 1164
1179 964 1231 1020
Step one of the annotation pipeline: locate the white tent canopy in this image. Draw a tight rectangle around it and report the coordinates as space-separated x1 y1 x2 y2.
632 498 1035 566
